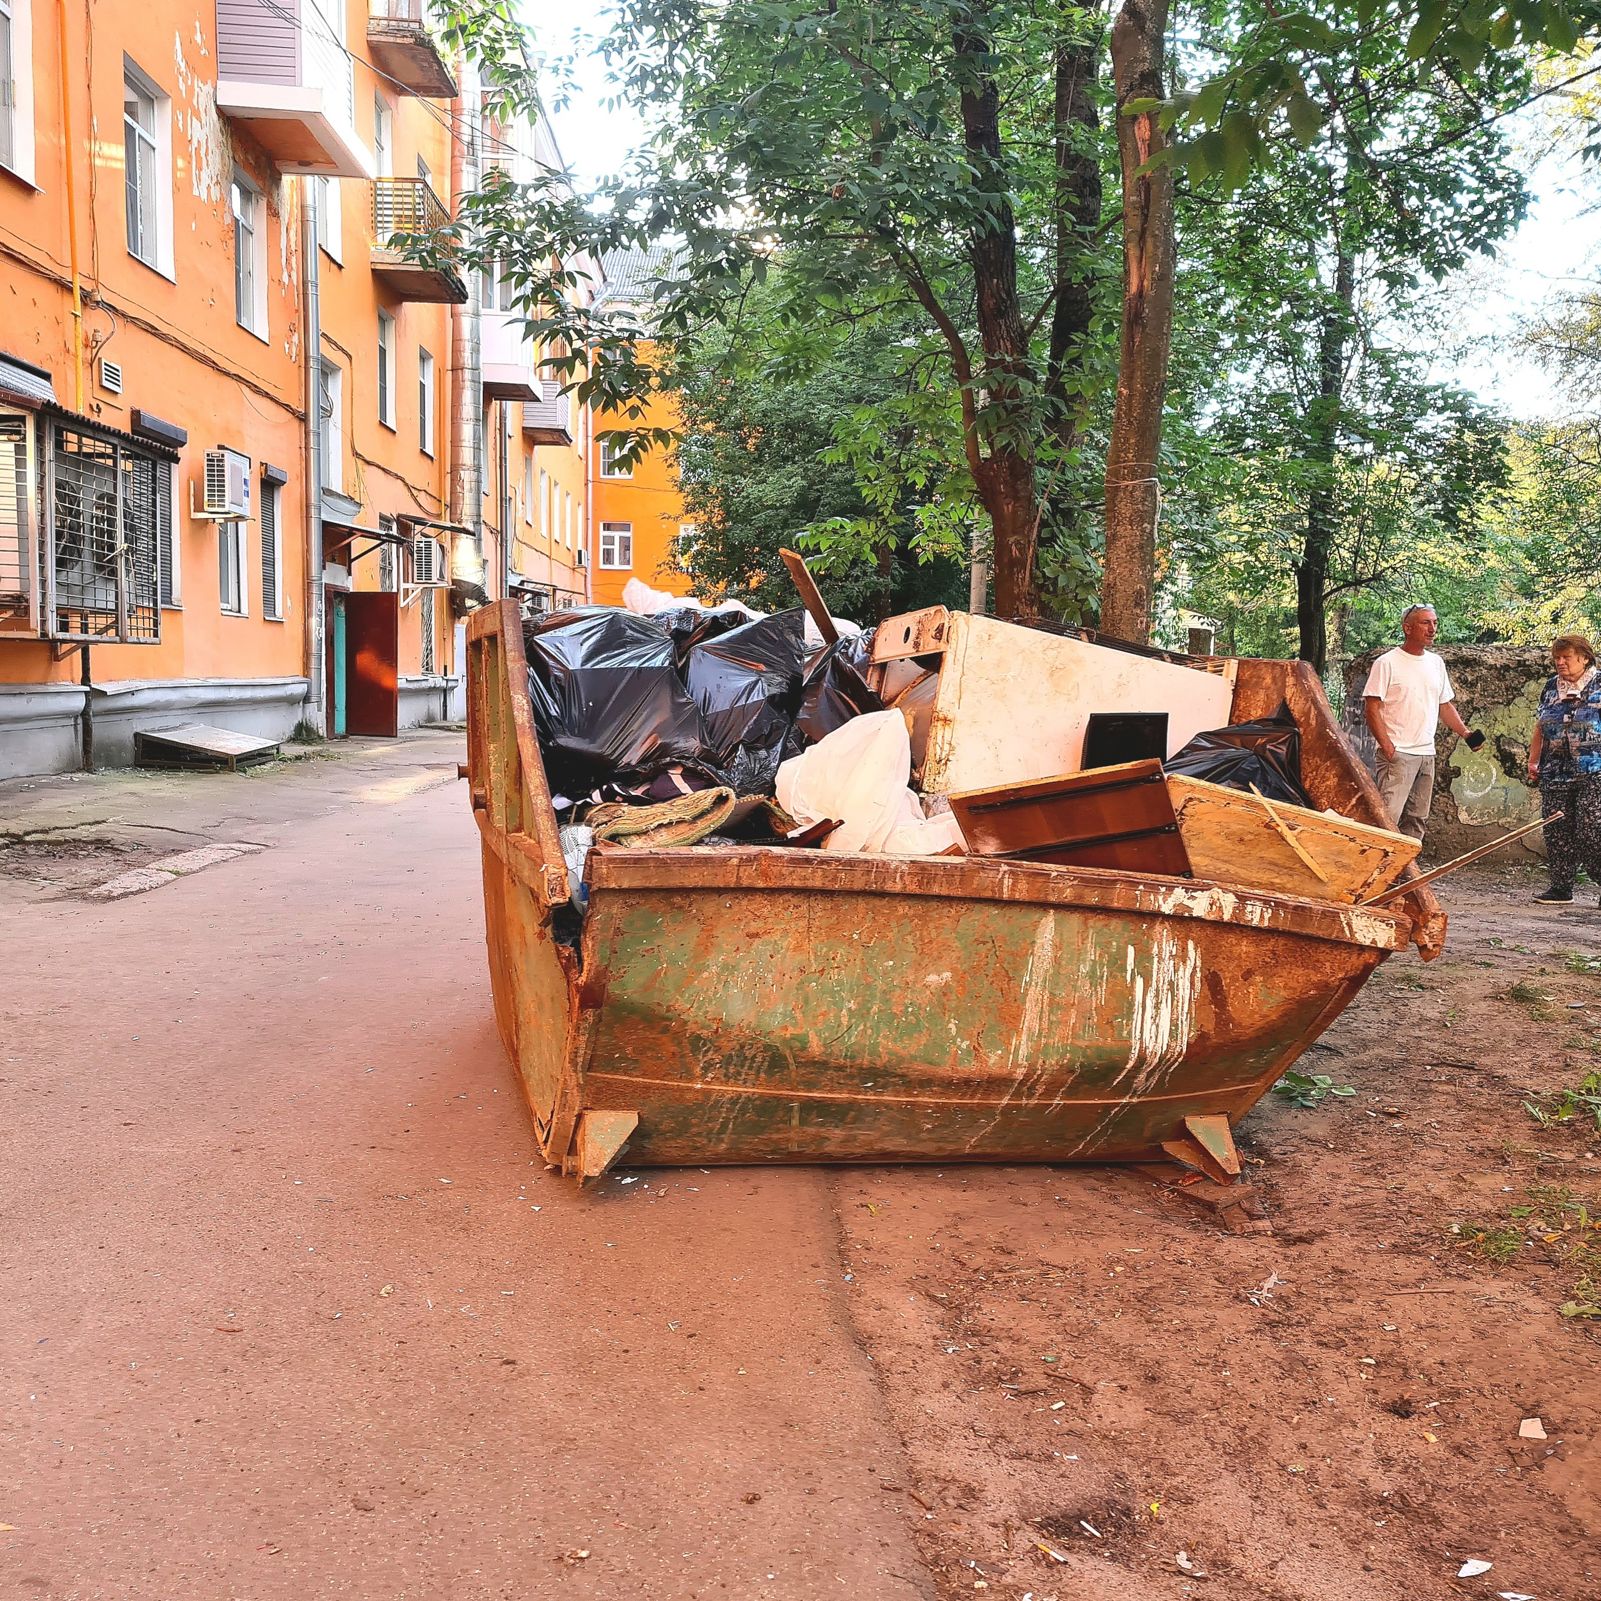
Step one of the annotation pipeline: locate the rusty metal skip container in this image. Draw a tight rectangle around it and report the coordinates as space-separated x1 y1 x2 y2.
465 600 1445 1184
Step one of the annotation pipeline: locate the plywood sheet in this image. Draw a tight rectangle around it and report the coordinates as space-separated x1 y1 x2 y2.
922 615 1235 795
1170 774 1419 904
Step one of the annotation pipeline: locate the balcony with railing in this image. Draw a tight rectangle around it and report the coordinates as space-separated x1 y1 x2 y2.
215 0 373 177
367 1 458 99
370 178 469 304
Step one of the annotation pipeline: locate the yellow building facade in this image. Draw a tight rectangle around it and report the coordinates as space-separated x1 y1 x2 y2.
587 248 689 608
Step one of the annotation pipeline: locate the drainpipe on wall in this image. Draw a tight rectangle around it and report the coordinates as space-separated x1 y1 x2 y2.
79 645 93 771
448 50 484 600
56 0 86 412
302 178 325 733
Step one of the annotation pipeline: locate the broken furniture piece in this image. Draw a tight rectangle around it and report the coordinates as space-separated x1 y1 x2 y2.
948 759 1192 878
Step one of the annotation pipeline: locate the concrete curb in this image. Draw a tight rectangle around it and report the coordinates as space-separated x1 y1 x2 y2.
84 843 267 901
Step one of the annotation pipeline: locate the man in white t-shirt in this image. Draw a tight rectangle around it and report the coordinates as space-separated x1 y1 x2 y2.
1362 605 1482 841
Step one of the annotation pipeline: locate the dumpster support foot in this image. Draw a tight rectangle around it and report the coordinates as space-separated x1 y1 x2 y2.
1159 1114 1241 1185
570 1110 640 1182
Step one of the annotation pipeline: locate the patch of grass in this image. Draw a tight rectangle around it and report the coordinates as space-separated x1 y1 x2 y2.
1525 1070 1601 1134
1453 1181 1601 1318
1563 950 1601 977
1504 980 1556 1021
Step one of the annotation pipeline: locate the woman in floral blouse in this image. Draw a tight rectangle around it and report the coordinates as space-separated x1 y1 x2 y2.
1527 632 1601 904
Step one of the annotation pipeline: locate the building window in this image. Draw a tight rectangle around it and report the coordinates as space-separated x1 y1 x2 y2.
0 410 36 635
540 469 550 540
219 519 246 616
677 521 699 554
420 586 435 674
378 523 397 592
315 174 342 263
599 522 633 569
232 171 267 337
418 348 435 455
319 360 343 492
522 450 533 521
373 92 392 179
564 489 573 548
260 479 281 620
377 311 395 429
598 437 632 479
0 0 37 184
123 63 172 277
156 462 178 606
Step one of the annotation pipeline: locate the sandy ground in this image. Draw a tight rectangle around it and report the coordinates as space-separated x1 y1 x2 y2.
3 743 1597 1600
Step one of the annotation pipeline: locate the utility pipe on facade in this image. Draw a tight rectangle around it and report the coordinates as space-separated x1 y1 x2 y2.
302 179 326 733
56 0 86 411
448 50 484 594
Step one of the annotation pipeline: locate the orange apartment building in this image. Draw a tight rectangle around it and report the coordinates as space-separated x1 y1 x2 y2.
587 245 690 607
0 1 593 777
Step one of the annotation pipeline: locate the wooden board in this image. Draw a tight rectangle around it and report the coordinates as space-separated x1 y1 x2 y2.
921 613 1236 795
948 760 1192 878
1169 774 1419 904
134 724 281 771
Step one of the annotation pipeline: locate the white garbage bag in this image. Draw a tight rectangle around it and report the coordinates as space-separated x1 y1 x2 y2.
776 710 963 856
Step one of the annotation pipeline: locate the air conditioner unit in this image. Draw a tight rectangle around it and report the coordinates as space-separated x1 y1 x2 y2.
574 548 588 568
410 534 448 587
200 447 251 520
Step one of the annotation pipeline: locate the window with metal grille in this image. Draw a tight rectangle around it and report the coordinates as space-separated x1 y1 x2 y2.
0 410 37 636
260 480 281 620
46 418 163 643
421 585 435 675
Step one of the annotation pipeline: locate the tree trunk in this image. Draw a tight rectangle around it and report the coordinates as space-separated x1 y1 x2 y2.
1296 244 1354 674
1102 0 1174 644
1044 24 1104 444
955 10 1042 619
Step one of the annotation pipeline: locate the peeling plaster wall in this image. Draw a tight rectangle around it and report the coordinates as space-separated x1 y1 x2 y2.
1345 646 1551 859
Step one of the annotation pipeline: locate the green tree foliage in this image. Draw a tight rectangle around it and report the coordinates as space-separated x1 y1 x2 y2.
664 274 970 619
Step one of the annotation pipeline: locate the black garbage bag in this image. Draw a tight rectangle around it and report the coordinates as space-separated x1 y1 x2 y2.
795 628 883 745
524 608 711 797
656 603 752 667
1165 708 1313 807
684 608 809 795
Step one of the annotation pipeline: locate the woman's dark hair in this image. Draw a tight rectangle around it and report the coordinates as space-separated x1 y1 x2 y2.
1551 633 1596 667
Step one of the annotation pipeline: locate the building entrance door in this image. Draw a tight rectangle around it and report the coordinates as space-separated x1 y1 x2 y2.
330 594 348 738
344 591 400 737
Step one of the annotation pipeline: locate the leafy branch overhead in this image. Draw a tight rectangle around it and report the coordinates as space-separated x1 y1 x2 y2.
1143 0 1601 186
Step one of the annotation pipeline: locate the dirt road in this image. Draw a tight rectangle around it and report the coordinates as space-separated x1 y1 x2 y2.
3 743 1596 1600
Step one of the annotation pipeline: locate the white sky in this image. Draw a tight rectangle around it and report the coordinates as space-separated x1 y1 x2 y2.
523 1 1600 422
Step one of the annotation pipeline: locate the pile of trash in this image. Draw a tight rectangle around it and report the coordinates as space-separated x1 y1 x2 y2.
527 570 1420 928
